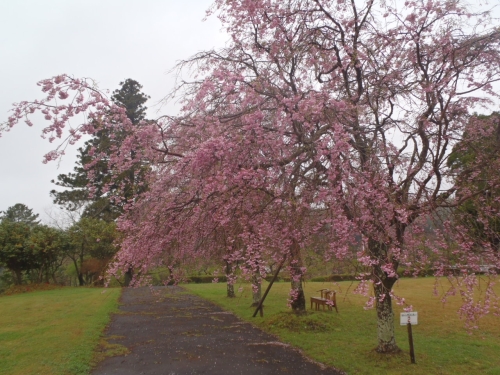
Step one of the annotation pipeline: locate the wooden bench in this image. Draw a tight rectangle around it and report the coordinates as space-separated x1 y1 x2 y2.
310 289 338 312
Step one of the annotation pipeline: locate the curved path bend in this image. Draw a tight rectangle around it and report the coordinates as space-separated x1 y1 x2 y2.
92 286 343 375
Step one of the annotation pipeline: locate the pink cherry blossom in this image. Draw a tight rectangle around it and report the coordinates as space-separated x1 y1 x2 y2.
2 0 500 354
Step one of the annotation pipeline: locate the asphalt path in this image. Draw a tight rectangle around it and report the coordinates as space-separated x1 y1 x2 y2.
92 286 343 375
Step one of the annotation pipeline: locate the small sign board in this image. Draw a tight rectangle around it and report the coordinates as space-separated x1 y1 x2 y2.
400 312 418 325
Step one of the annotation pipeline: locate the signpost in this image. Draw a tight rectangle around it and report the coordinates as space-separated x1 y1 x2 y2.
400 312 418 364
400 312 418 325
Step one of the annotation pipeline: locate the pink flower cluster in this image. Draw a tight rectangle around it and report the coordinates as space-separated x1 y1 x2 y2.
3 0 500 337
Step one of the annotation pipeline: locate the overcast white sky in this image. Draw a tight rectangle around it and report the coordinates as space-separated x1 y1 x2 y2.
0 1 498 224
0 0 227 223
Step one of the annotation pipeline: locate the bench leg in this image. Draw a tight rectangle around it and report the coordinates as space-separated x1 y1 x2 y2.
311 298 318 310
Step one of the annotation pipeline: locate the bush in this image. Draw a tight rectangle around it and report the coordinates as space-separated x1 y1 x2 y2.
308 270 439 283
0 268 13 293
397 268 435 278
187 275 227 283
309 274 357 282
264 275 283 282
149 267 170 285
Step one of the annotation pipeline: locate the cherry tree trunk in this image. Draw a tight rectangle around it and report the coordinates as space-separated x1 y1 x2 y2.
290 275 306 312
124 267 133 287
369 239 400 353
251 273 262 307
227 282 235 298
225 261 235 298
289 241 306 312
373 281 400 353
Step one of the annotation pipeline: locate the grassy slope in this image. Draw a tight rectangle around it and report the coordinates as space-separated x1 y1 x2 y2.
0 287 121 375
184 278 500 375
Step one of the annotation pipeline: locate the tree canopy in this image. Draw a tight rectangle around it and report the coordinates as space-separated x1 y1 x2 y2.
0 219 33 285
0 203 117 286
50 79 151 221
1 203 40 227
3 0 500 353
0 204 66 285
449 113 500 254
66 217 118 286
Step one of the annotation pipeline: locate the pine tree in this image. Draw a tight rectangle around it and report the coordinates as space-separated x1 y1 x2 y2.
0 203 40 227
51 79 150 221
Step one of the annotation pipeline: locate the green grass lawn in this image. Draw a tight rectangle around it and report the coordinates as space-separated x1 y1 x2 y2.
184 278 500 375
0 287 121 375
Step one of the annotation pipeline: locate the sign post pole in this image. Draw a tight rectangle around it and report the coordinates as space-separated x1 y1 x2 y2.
407 322 416 364
400 312 418 364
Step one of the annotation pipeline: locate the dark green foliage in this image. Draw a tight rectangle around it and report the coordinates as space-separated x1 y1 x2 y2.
187 275 228 283
68 218 117 260
0 204 69 286
49 79 151 283
66 218 118 286
0 203 119 287
448 112 500 252
187 275 287 283
0 220 33 284
0 267 13 293
27 225 67 283
111 78 150 125
309 274 357 282
51 79 151 221
0 203 40 227
308 269 439 282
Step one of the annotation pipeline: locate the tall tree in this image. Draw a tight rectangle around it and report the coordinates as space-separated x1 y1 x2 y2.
51 79 150 221
26 225 66 284
105 0 500 350
111 78 149 124
0 205 67 285
66 217 118 286
448 113 500 254
0 220 33 285
1 203 40 227
0 204 41 284
4 0 500 354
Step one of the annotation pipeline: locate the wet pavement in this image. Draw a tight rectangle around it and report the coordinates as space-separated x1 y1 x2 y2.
92 286 343 375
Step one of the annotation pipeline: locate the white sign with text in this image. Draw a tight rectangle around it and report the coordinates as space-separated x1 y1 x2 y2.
400 312 418 325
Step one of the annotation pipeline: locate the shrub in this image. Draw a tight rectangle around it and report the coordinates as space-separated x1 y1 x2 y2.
187 275 228 283
309 274 357 282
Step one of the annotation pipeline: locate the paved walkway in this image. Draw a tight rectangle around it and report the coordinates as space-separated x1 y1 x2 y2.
92 286 343 375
